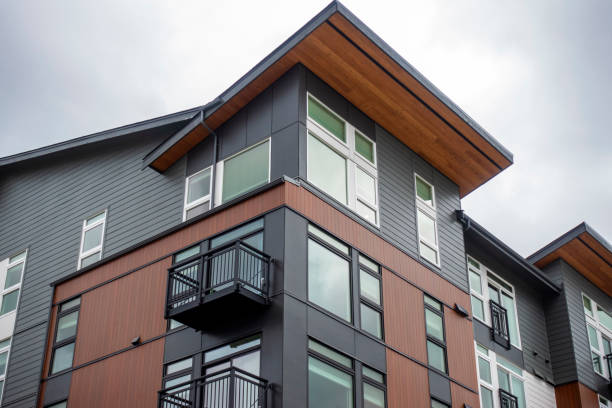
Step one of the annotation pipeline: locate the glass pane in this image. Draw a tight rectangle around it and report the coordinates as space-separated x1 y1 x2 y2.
598 307 612 332
603 337 611 355
359 255 378 273
361 303 382 338
363 382 385 408
497 368 510 392
469 270 482 295
60 298 80 312
362 366 384 383
0 351 7 375
308 96 346 142
185 202 209 220
204 335 261 363
211 219 264 249
416 177 433 205
488 285 500 304
82 224 103 252
511 376 526 408
488 273 513 293
8 251 26 264
471 296 485 321
0 338 10 349
242 232 264 251
355 131 374 163
169 319 183 330
51 342 75 374
167 358 193 375
417 210 437 245
307 225 349 256
427 340 446 372
308 239 351 321
232 350 260 376
308 356 353 408
308 133 347 205
222 141 269 203
186 168 211 204
360 270 381 305
4 264 23 288
498 356 522 376
174 245 200 263
165 374 191 389
56 311 79 342
308 340 352 368
480 386 494 408
357 200 377 224
478 356 491 383
85 212 105 226
356 167 376 204
593 352 603 374
419 242 438 265
0 380 3 402
583 295 594 317
431 400 449 408
48 402 67 408
424 295 442 311
588 325 600 349
476 344 489 356
502 293 519 346
0 290 19 315
468 257 480 269
425 309 444 342
80 252 100 267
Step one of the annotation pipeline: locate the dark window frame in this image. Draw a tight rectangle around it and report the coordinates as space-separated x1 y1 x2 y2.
201 333 263 375
358 255 384 340
49 297 81 376
163 355 195 389
424 294 448 375
361 365 387 408
307 339 356 408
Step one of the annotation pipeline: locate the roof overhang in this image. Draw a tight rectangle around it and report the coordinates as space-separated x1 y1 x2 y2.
145 1 513 197
528 223 612 297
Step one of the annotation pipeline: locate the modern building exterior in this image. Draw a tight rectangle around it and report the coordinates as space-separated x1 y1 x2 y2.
0 2 609 408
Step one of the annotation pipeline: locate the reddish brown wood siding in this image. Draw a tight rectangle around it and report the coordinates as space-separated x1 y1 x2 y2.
386 349 430 407
554 381 599 408
451 381 480 408
445 306 479 390
68 339 164 408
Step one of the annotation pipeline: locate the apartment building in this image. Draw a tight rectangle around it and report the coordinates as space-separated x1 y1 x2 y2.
0 2 609 408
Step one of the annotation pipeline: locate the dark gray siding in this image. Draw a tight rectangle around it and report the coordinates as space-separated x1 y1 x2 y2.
301 69 467 291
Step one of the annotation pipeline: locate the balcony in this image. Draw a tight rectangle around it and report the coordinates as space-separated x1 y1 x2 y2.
165 239 271 329
159 367 268 408
490 300 511 349
499 389 518 408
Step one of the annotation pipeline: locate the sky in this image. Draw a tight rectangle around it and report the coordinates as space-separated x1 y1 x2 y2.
0 0 610 256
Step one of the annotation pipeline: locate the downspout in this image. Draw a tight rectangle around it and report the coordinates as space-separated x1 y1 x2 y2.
455 209 471 232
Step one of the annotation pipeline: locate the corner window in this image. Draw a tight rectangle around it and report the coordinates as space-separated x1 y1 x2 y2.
359 255 383 339
50 297 81 375
183 167 213 220
78 211 107 269
0 250 27 316
475 343 526 408
424 295 447 373
307 94 379 225
415 175 439 266
583 293 612 379
308 339 354 408
216 139 270 205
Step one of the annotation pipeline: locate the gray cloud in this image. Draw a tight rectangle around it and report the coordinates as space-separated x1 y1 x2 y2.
0 0 610 255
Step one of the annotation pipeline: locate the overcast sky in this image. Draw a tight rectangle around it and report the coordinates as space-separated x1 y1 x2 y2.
1 0 610 256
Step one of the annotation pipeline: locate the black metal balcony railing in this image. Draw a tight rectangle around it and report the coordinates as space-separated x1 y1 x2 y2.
606 353 612 382
499 389 518 408
490 300 511 349
159 367 268 408
165 239 271 322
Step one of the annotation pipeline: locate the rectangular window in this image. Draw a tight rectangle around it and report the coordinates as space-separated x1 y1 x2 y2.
307 94 379 225
359 255 383 339
475 343 526 408
0 337 10 402
583 293 612 378
0 250 27 317
183 167 213 220
308 339 354 408
78 211 107 269
163 356 194 402
362 365 385 408
424 295 447 373
46 402 67 408
50 297 81 375
216 139 270 204
415 175 440 266
431 399 450 408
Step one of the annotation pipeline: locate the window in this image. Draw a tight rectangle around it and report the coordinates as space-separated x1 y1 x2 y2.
183 167 213 220
308 225 352 322
583 293 612 379
431 399 450 408
50 297 80 375
475 343 526 408
0 337 10 402
307 94 379 225
308 339 354 408
359 255 383 339
362 365 385 408
424 295 447 373
78 211 107 269
163 356 194 401
215 139 270 205
0 250 27 317
467 256 521 349
415 175 439 266
600 395 611 408
46 402 67 408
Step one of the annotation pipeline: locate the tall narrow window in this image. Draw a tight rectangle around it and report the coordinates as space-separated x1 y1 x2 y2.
162 356 194 402
415 175 439 266
183 167 213 220
78 211 107 269
0 250 26 316
307 94 379 225
583 293 612 379
362 365 386 408
50 297 80 375
308 339 354 408
475 343 526 408
359 255 383 339
424 295 447 373
0 337 10 402
217 139 270 204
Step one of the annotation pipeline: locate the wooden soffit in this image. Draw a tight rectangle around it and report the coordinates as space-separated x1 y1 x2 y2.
147 3 513 197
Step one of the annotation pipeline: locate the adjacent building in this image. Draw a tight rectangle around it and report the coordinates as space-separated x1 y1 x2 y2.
0 2 609 408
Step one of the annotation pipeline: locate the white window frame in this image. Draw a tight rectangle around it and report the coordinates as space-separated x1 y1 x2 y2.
213 138 271 207
415 174 440 267
600 395 611 408
467 255 522 349
78 210 107 269
583 292 612 379
0 250 27 317
183 166 214 221
306 93 379 226
0 336 11 403
475 342 526 408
